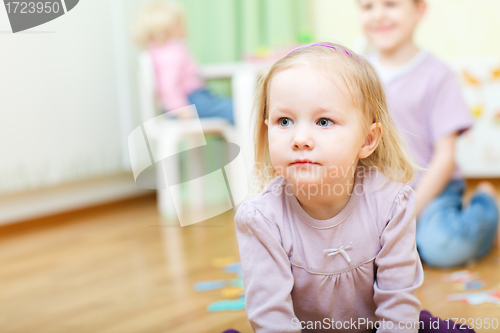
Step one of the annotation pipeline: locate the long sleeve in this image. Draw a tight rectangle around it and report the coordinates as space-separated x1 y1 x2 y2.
373 185 424 332
235 201 300 333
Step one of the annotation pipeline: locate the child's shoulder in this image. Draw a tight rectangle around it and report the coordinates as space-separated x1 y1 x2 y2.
358 166 405 192
234 176 287 226
358 167 415 219
419 52 458 82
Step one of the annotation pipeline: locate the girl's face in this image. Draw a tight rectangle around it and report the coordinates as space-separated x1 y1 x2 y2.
359 0 426 53
170 16 186 39
265 64 369 188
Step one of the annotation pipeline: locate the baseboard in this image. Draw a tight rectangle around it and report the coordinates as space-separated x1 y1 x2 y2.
0 172 153 226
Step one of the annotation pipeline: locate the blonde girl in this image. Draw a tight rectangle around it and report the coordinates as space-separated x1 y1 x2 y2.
234 43 473 333
131 1 234 123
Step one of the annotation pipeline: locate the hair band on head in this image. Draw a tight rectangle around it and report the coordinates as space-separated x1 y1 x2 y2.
286 43 353 57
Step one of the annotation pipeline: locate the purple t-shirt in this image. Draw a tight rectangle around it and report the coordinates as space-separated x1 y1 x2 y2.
369 52 474 188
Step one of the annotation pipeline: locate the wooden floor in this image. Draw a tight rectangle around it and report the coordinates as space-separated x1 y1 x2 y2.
0 179 499 333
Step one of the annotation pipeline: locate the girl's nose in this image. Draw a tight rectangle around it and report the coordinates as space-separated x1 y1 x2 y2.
292 130 314 150
373 5 385 21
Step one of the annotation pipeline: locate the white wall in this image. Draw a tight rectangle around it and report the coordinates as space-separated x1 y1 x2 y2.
0 0 153 224
0 0 136 195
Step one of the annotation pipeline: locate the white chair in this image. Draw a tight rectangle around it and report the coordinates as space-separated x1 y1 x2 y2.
137 52 246 222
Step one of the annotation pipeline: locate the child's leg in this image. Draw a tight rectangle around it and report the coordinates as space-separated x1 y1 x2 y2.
416 180 472 267
468 182 499 259
416 179 498 268
188 89 234 124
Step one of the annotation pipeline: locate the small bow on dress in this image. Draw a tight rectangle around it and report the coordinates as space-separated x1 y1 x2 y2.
323 242 353 263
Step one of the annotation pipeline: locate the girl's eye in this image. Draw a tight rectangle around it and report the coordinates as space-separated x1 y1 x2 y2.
317 118 334 127
359 0 373 11
279 117 293 127
361 3 372 11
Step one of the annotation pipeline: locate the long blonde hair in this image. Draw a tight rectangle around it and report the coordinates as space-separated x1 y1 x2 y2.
252 42 419 190
131 1 185 48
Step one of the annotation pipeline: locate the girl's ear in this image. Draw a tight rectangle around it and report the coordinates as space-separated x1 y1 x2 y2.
416 0 427 21
358 122 382 159
264 119 269 126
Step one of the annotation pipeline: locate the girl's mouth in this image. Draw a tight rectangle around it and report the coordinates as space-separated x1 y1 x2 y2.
290 159 320 166
373 25 395 34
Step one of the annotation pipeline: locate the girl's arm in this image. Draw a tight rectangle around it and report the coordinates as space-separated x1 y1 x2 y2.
414 132 458 218
373 185 424 333
235 201 300 333
415 65 473 218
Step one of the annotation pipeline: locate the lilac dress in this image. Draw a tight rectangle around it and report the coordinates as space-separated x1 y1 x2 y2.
235 167 424 333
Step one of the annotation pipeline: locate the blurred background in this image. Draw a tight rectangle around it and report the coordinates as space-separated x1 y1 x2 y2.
1 0 499 332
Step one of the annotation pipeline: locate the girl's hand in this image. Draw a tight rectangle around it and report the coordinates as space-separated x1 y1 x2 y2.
176 107 196 119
